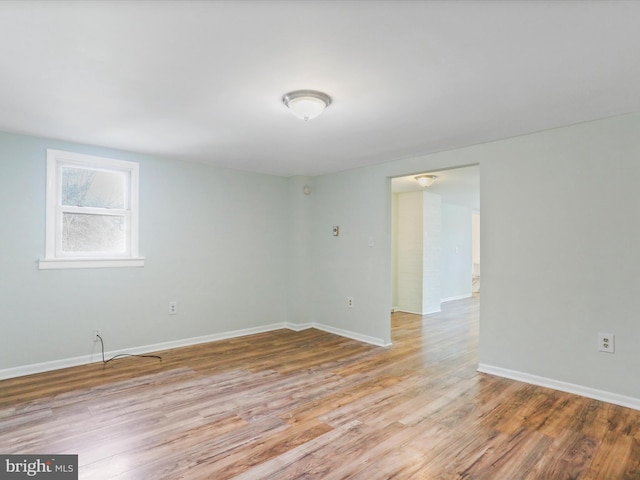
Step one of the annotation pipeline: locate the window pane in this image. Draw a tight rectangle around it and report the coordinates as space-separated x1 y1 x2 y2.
62 213 126 253
61 167 126 209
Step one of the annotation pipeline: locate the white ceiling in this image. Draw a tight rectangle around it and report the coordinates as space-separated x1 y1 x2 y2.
1 1 639 177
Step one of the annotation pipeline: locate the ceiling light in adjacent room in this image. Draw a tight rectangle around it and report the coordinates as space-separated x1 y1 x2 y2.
282 90 332 121
415 175 437 187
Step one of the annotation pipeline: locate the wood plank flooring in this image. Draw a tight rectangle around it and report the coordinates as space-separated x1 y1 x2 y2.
2 296 640 478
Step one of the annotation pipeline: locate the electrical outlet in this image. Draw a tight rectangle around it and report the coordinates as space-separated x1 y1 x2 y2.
94 329 101 341
169 301 178 315
598 332 614 353
347 296 354 309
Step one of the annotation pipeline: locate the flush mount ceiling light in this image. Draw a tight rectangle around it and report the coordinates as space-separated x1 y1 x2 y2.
282 90 332 121
415 175 438 187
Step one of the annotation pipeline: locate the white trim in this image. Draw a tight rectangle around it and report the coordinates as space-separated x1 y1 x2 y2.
283 321 389 346
117 323 290 355
284 322 314 331
38 257 145 270
478 363 640 411
0 322 389 380
0 323 288 380
395 309 424 315
441 293 473 303
394 307 442 315
0 353 95 381
43 149 141 267
312 322 391 347
45 153 58 259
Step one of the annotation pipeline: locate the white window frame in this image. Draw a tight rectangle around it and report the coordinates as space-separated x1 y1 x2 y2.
38 149 145 270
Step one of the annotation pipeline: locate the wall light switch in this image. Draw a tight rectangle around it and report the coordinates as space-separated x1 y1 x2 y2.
333 226 340 236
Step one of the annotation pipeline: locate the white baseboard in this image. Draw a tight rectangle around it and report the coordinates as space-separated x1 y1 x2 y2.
478 363 640 411
0 322 390 380
395 307 442 315
312 323 391 348
0 323 288 381
284 321 389 347
284 322 313 332
0 353 101 381
441 293 473 303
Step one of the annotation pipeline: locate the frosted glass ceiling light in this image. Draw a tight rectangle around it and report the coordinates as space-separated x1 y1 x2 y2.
283 90 332 121
415 175 437 187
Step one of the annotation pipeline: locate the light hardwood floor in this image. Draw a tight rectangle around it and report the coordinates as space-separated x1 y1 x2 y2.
2 296 640 479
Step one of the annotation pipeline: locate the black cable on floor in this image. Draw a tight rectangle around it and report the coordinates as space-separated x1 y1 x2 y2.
96 334 162 364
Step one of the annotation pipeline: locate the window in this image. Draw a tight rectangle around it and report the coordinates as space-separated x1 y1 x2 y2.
39 149 144 269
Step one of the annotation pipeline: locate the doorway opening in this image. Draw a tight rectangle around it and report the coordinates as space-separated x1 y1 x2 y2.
390 165 480 324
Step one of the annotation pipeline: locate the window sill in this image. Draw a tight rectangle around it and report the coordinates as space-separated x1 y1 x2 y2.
38 257 145 270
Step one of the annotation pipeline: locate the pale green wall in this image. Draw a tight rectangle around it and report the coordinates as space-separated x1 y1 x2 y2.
310 167 393 344
5 111 640 402
478 115 640 396
309 112 640 400
286 175 314 326
0 131 289 370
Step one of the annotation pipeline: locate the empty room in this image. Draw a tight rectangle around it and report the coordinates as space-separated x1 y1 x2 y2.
2 1 640 478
